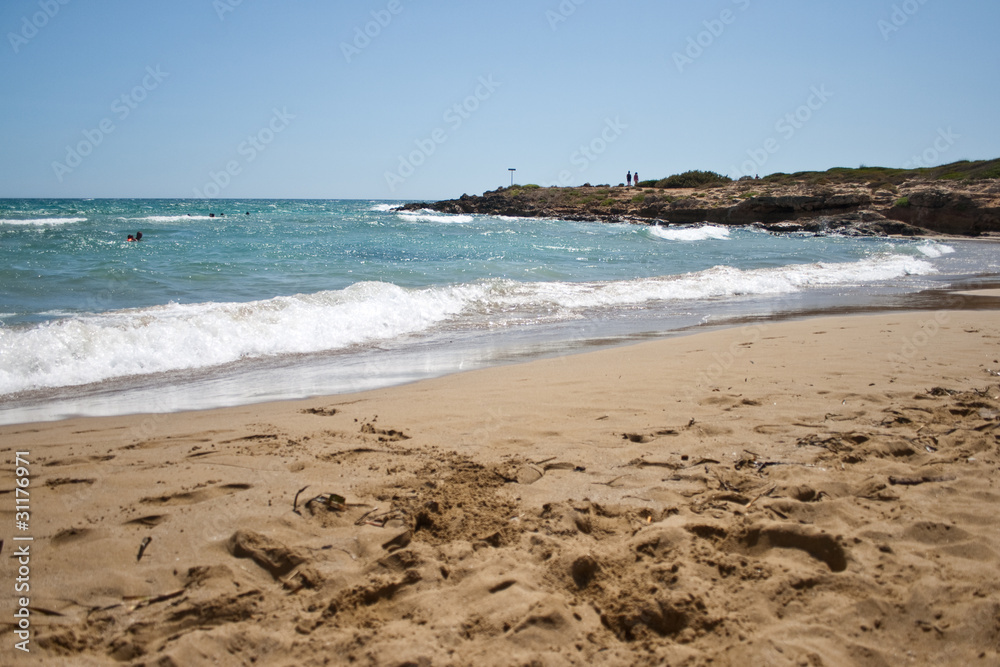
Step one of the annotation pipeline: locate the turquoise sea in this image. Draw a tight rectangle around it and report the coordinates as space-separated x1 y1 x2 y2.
1 198 997 424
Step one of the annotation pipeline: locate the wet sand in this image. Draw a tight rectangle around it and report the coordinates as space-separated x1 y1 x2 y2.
2 306 999 665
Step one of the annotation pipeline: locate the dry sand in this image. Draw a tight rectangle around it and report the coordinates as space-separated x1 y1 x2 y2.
2 307 1000 666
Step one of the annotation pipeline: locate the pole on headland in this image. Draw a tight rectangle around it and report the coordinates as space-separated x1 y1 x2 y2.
509 168 516 187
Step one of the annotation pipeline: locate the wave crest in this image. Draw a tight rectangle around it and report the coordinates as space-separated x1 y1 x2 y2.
649 224 731 242
0 254 935 395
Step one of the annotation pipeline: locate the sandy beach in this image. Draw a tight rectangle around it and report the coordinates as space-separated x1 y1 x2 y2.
3 304 1000 666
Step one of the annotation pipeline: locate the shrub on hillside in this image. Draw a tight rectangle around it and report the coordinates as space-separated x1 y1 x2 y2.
654 170 732 189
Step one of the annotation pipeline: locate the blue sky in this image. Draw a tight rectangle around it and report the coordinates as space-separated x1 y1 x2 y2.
2 0 998 200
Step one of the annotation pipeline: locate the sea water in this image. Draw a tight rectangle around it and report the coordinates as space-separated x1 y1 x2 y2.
1 198 997 424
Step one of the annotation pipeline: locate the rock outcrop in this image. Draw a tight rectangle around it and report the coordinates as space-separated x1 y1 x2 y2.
400 178 1000 237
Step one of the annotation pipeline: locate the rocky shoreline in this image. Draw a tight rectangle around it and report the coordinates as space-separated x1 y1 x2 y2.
399 175 1000 237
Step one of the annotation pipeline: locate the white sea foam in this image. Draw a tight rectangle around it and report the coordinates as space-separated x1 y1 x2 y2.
480 254 934 314
649 224 731 241
914 241 956 258
132 215 217 222
0 282 477 396
0 254 936 396
369 203 398 212
397 210 475 224
0 217 87 226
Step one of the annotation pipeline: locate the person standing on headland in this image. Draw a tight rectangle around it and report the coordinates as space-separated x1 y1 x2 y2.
626 171 632 187
634 171 639 187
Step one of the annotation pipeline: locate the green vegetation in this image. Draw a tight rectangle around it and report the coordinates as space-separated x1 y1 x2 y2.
506 184 543 197
758 159 1000 186
654 170 732 189
981 163 1000 179
895 196 911 208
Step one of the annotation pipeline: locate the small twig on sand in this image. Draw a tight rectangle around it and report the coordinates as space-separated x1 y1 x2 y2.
354 507 379 526
293 485 309 514
745 485 776 509
889 475 957 486
136 536 152 562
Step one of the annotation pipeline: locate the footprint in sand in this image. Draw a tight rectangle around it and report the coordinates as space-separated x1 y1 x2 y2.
42 454 115 467
621 429 679 444
300 407 338 416
359 423 410 442
50 527 95 546
739 524 848 572
140 483 252 506
684 521 849 572
903 521 970 545
126 514 169 527
44 477 95 488
902 521 998 561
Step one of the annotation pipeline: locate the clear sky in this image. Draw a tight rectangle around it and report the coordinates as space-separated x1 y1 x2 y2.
2 0 998 200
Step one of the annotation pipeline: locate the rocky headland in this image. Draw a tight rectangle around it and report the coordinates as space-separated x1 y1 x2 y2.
400 161 1000 237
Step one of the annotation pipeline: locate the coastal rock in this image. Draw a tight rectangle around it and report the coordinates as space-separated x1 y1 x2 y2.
399 170 1000 236
727 193 871 224
756 211 925 237
887 187 1000 236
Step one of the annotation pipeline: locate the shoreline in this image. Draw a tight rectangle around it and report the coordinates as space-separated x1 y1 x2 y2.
3 304 1000 664
4 275 1000 427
